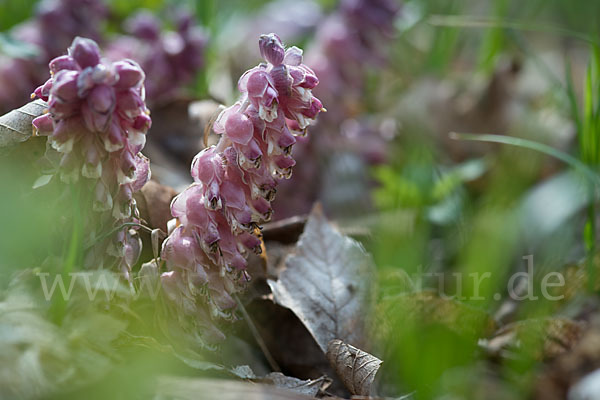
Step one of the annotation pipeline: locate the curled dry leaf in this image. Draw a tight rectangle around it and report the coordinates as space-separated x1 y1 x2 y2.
267 204 374 353
0 99 47 147
326 339 382 397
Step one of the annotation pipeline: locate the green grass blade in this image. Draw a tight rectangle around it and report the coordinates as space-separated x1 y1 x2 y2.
593 46 600 164
566 60 582 142
584 60 594 164
449 132 600 186
428 15 600 45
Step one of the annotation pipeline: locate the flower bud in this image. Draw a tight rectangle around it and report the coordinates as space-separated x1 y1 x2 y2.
50 55 81 74
259 33 285 65
51 70 79 102
245 70 270 97
225 113 254 145
283 46 303 66
68 37 101 69
133 113 152 131
125 11 161 40
32 114 54 136
82 101 111 132
114 60 145 89
88 85 116 114
34 79 53 101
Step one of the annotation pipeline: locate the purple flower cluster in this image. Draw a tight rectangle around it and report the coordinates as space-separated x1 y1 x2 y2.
0 58 39 113
159 34 323 341
0 3 207 114
18 0 108 60
340 0 399 37
274 0 400 219
0 0 108 113
309 0 400 107
32 37 151 272
107 10 207 106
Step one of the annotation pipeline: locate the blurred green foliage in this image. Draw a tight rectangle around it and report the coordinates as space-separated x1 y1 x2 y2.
0 0 36 30
368 0 600 397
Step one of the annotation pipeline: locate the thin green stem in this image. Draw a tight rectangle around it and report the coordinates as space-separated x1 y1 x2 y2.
64 184 82 275
233 294 280 372
85 222 153 250
587 193 597 291
52 183 82 322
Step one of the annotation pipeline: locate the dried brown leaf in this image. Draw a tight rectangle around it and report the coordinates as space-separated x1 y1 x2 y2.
0 99 47 147
262 215 308 244
134 180 177 232
267 204 375 353
243 299 338 388
326 339 382 397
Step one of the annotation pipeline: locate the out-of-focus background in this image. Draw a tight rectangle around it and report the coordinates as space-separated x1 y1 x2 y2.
2 0 600 399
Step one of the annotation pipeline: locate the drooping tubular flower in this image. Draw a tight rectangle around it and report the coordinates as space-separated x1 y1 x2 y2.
159 33 323 344
32 37 151 274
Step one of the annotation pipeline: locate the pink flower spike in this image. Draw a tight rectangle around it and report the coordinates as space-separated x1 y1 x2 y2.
160 33 324 342
32 36 151 276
